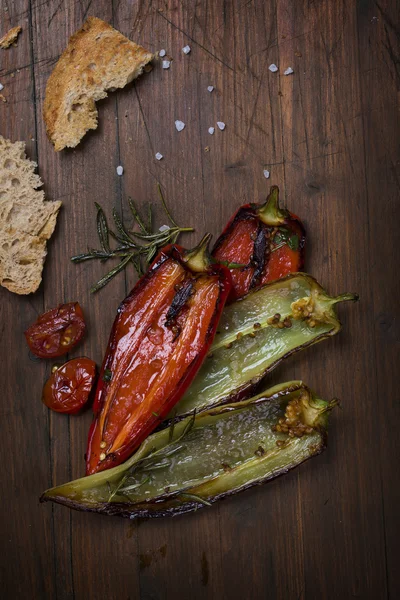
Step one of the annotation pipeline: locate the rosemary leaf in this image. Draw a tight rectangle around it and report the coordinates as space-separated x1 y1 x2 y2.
128 197 150 235
95 202 111 253
118 476 150 494
113 208 135 245
157 183 178 227
90 254 134 293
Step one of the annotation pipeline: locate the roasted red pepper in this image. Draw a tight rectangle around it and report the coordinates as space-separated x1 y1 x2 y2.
212 186 306 301
86 235 231 475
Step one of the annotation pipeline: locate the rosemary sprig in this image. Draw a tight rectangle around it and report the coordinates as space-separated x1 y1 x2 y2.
71 187 194 293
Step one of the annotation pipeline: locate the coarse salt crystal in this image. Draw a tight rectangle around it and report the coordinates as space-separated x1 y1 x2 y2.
0 83 3 91
155 152 163 161
175 120 185 132
182 45 191 54
159 225 170 232
263 169 270 179
159 49 166 57
162 60 171 69
208 127 215 135
269 64 278 73
284 67 294 75
207 85 214 92
116 165 124 176
217 121 225 131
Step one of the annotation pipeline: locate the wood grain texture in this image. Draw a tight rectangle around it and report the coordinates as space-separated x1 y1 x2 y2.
0 1 398 599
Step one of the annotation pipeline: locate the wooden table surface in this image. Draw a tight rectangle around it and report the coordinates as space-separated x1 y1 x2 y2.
1 1 398 598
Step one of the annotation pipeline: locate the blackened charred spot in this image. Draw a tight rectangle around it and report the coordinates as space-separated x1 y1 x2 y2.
165 279 195 328
249 225 270 288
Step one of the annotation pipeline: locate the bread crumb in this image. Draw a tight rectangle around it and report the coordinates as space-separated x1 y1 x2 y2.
0 26 22 49
0 94 6 103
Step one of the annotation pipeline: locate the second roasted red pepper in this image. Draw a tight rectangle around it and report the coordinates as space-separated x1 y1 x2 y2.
212 186 306 301
86 235 231 475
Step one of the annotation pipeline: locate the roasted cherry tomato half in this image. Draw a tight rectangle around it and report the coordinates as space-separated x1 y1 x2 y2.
24 302 86 358
42 358 96 414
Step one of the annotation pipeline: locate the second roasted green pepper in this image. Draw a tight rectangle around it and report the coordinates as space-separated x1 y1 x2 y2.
174 273 357 417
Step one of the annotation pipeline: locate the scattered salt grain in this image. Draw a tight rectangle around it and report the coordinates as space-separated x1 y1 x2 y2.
263 169 270 179
217 121 226 131
155 152 163 161
182 45 191 54
0 83 3 91
175 120 185 132
159 49 166 57
159 225 170 232
269 64 278 73
208 127 215 135
207 85 214 92
162 60 171 69
284 67 294 75
116 165 124 176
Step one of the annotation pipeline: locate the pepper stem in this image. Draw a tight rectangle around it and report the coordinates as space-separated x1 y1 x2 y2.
257 186 288 226
331 292 359 305
183 233 212 273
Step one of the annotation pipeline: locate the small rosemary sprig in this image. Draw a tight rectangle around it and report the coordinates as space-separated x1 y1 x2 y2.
71 185 194 293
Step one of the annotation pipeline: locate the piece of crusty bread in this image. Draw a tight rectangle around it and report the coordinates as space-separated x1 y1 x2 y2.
0 136 61 294
43 17 154 151
0 26 22 49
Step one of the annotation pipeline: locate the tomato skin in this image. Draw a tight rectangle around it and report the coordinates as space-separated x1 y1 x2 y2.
24 303 86 358
42 358 96 414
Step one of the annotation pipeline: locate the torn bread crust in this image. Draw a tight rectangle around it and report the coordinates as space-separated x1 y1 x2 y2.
43 17 154 151
0 136 61 295
0 26 22 49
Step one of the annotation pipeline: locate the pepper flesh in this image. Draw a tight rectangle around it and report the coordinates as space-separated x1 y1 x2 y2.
41 381 335 519
173 273 357 418
212 186 306 301
86 241 231 475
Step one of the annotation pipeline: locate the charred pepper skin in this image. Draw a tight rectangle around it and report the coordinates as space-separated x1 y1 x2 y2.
212 186 306 302
85 238 232 476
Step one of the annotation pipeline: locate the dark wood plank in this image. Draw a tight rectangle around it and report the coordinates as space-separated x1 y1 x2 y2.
29 1 138 598
357 1 400 598
1 0 398 599
0 1 56 598
275 1 390 598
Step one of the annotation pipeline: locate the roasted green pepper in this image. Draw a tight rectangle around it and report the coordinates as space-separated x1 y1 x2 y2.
41 381 336 518
174 273 357 418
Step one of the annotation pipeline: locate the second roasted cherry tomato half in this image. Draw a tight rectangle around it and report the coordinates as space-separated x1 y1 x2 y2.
24 302 86 358
42 358 96 414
